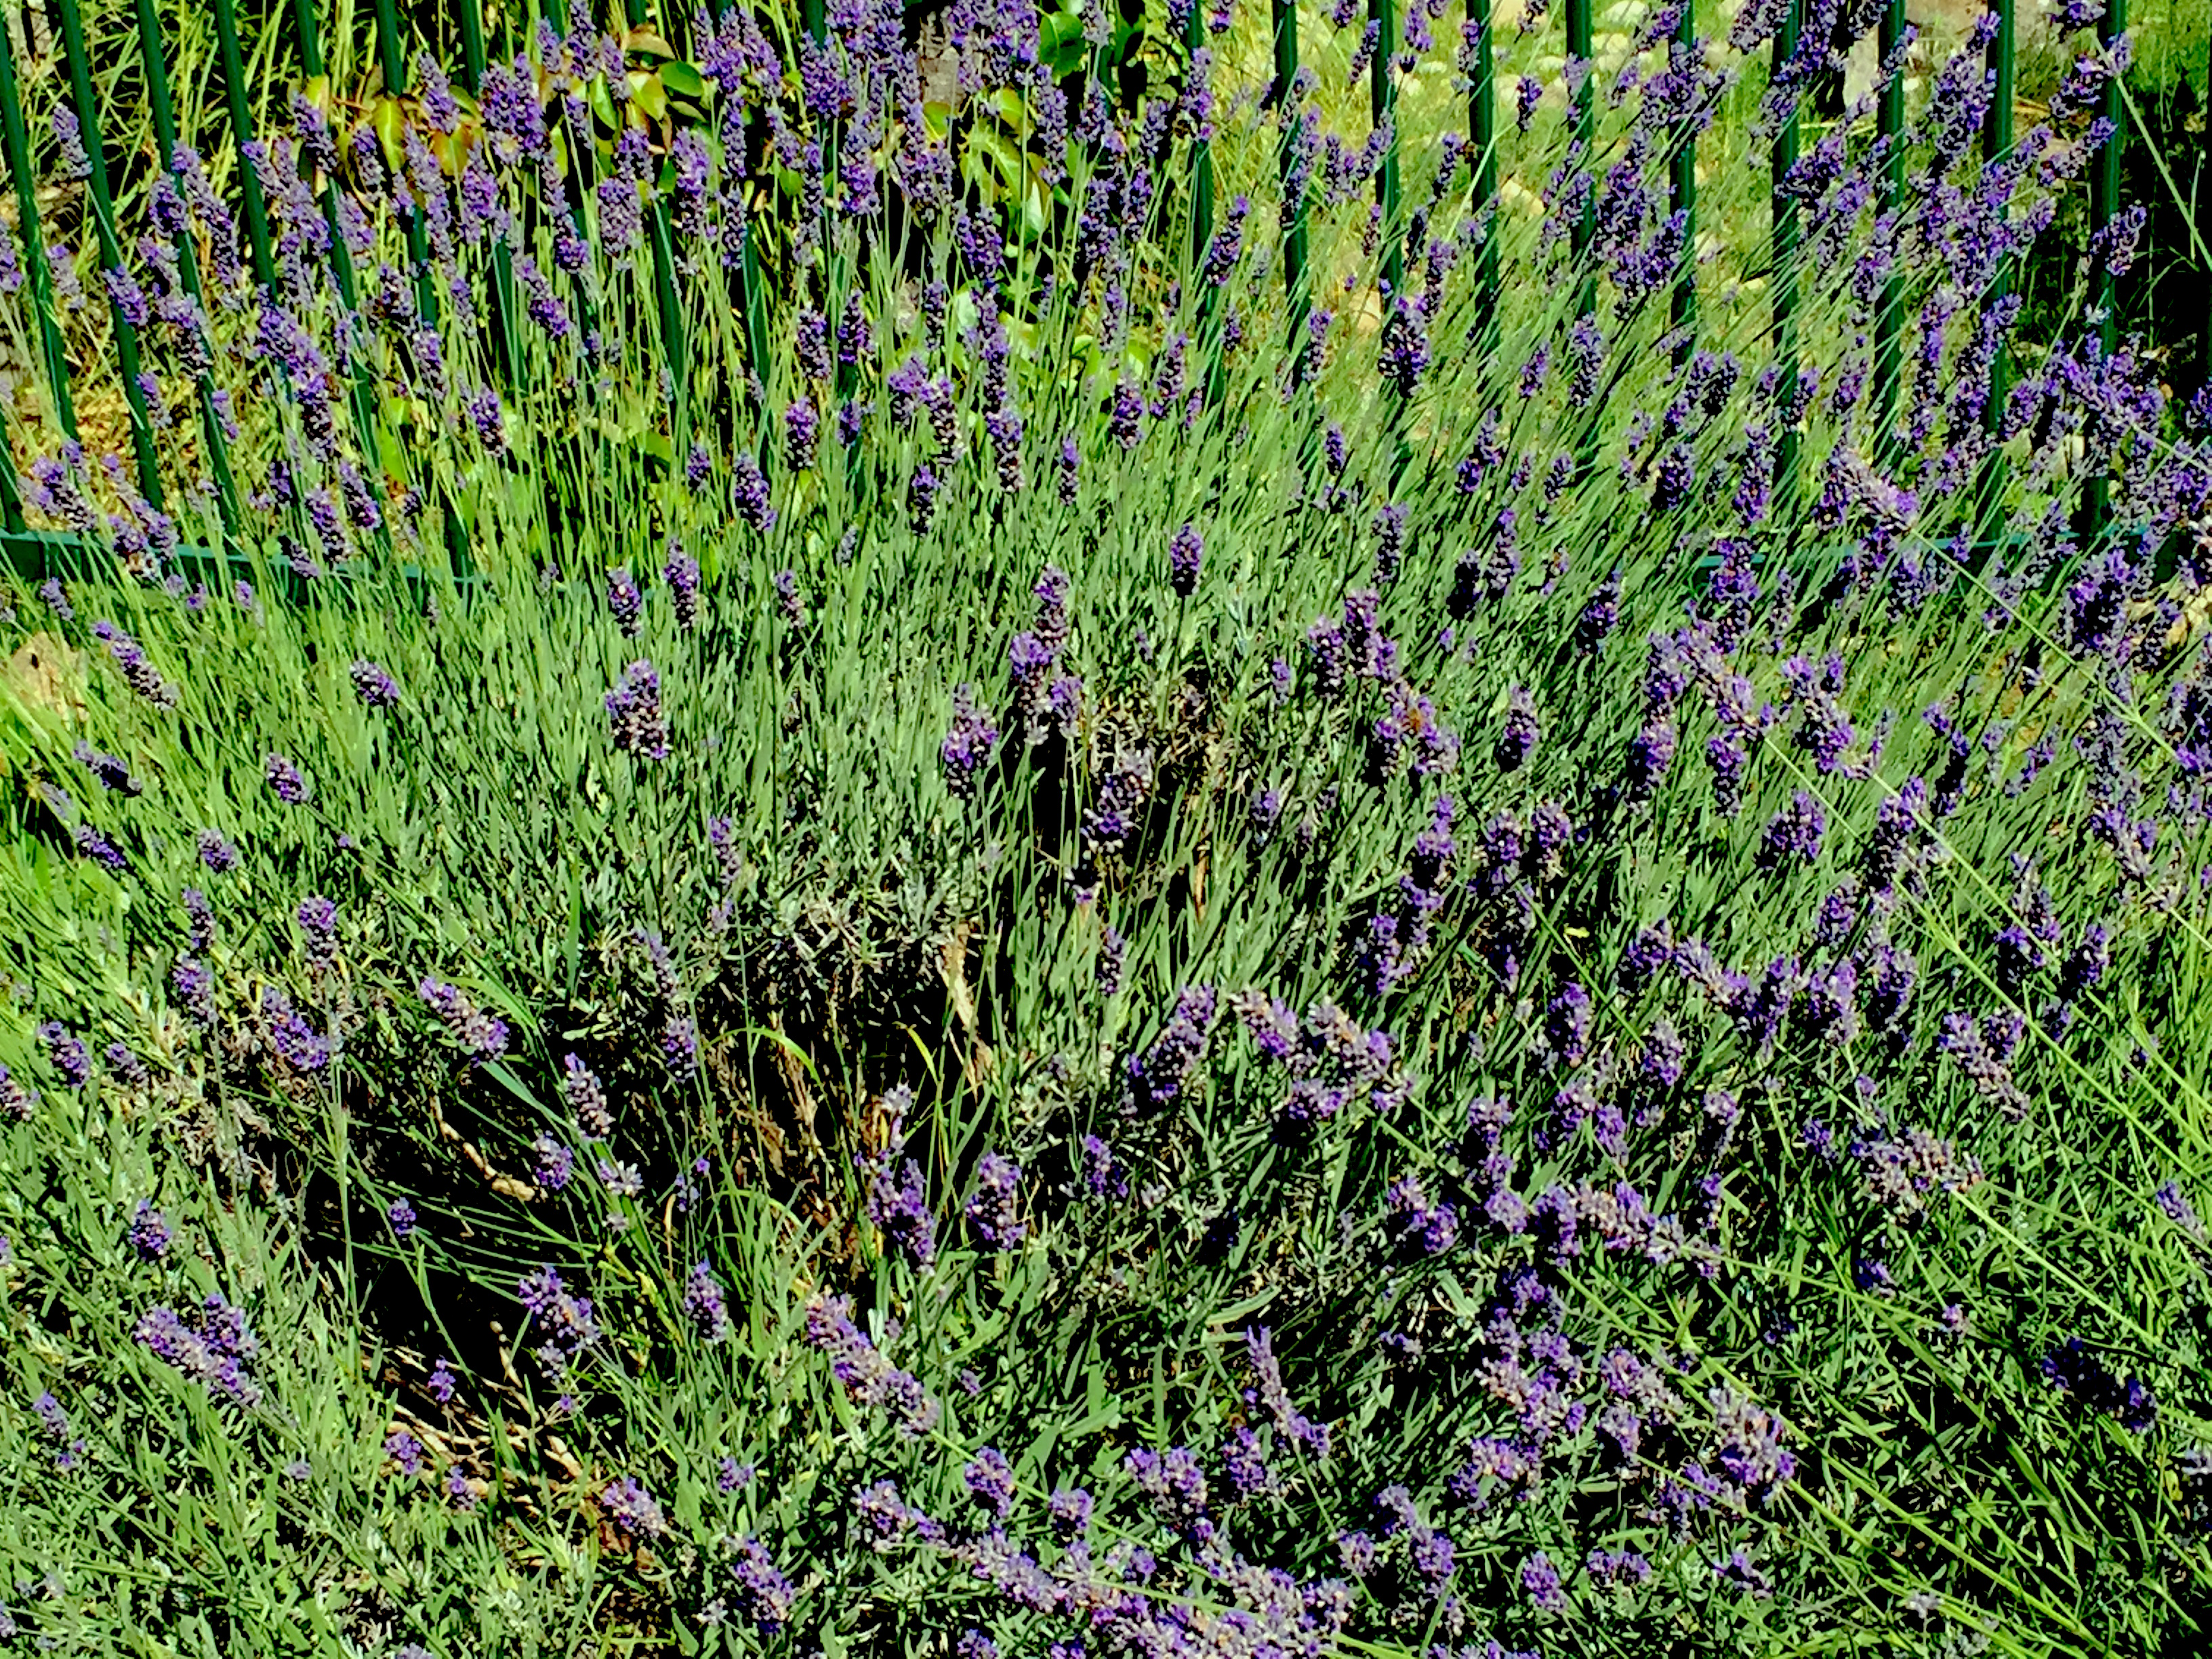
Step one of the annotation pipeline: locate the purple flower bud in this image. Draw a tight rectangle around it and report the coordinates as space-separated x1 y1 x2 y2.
128 1200 172 1259
350 659 401 708
605 660 670 760
1168 523 1204 596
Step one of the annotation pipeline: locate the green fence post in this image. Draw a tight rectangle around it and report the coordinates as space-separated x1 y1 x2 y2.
708 0 772 432
622 0 691 445
1669 0 1696 366
457 0 490 87
131 0 241 531
2085 0 2126 540
1872 0 1904 438
1973 0 2026 566
0 18 79 453
1372 0 1401 301
1978 0 2014 554
1189 0 1223 405
1771 0 1801 504
451 0 526 394
292 0 390 477
1469 0 1498 342
54 0 164 504
1566 0 1593 321
1275 0 1311 375
369 0 438 322
210 0 282 293
1189 2 1216 273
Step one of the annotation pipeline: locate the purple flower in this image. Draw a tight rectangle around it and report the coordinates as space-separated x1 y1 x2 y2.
602 1473 668 1536
684 1260 733 1341
264 754 308 804
802 1292 939 1435
1125 985 1219 1111
74 824 130 873
1243 1326 1331 1456
531 1133 574 1191
1080 1133 1128 1198
516 1264 602 1378
74 741 142 796
128 1200 172 1260
1757 791 1826 869
1495 686 1540 771
562 1054 613 1137
2155 1180 2205 1241
2043 1336 2156 1433
296 895 337 966
941 686 999 799
1543 982 1593 1067
661 1012 700 1084
387 1199 417 1241
726 1535 796 1633
965 1153 1025 1248
384 1429 426 1477
197 830 239 872
1588 1547 1653 1587
664 545 701 630
774 568 804 626
1521 1549 1568 1612
605 660 670 760
0 1065 30 1124
732 453 775 533
1713 1548 1775 1598
964 1446 1017 1518
467 387 507 455
39 1022 91 1088
1049 1486 1094 1540
134 1293 260 1405
92 623 178 706
350 660 401 708
860 1132 937 1267
418 977 509 1061
1126 1445 1211 1538
1168 523 1204 596
607 566 644 636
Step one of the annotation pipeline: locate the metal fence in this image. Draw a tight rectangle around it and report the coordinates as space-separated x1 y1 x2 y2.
0 0 2146 591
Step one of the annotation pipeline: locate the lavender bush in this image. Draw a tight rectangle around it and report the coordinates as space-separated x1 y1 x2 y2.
3 0 2212 1653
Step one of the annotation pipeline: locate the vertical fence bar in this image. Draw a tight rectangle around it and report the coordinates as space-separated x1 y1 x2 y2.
1275 0 1311 372
1978 0 2014 552
1872 0 1905 438
701 0 770 424
0 17 79 451
2085 0 2126 539
457 0 522 405
54 0 164 503
1566 0 1593 320
457 0 490 87
293 0 390 476
1188 1 1215 279
628 0 691 444
371 0 437 323
131 0 241 531
1188 0 1222 406
1668 0 1696 366
1771 0 1801 500
210 0 282 293
1372 0 1401 300
1468 0 1498 340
